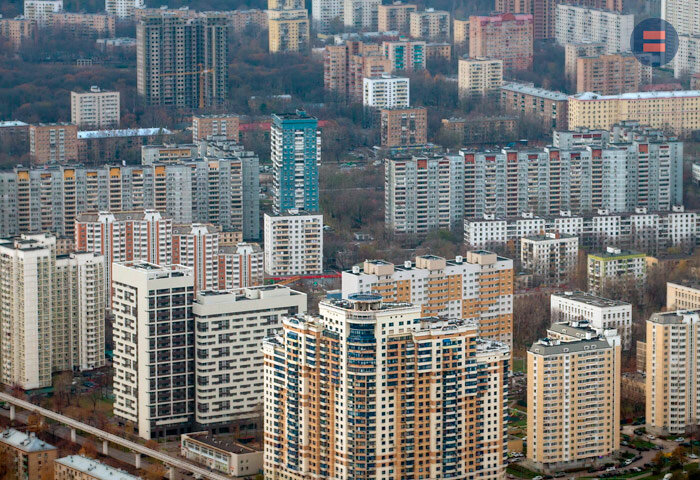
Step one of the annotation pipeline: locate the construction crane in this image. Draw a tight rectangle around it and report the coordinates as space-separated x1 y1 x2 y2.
157 64 214 109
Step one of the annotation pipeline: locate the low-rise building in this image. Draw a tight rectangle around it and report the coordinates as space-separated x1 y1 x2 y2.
667 282 700 310
440 116 516 143
181 433 263 477
588 246 646 295
0 429 57 479
520 232 578 285
263 211 323 276
500 82 568 129
192 114 239 142
71 86 120 129
458 57 503 97
379 107 427 147
425 42 451 61
51 12 115 37
0 16 36 49
54 455 140 480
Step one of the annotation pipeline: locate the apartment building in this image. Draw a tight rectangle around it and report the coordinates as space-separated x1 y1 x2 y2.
409 8 450 40
379 107 427 147
441 116 516 143
576 53 646 95
342 251 514 344
324 41 390 101
217 242 264 291
29 123 78 164
555 5 634 54
425 42 451 60
312 0 343 33
54 456 140 480
70 87 120 129
646 310 700 435
226 9 268 34
465 207 699 255
520 232 579 285
469 13 534 71
588 247 646 295
675 35 700 78
363 74 410 108
271 111 320 215
23 0 62 27
528 323 621 472
268 2 309 53
192 286 307 429
0 234 105 389
112 262 195 439
568 90 700 135
0 430 56 479
192 114 239 142
263 295 511 480
667 282 700 310
181 433 262 477
106 0 144 19
141 144 198 165
378 1 416 32
458 57 503 97
137 13 228 108
382 39 426 71
384 155 464 235
343 0 380 30
0 16 36 50
52 12 115 37
500 82 568 129
263 211 323 276
565 42 606 82
453 18 469 48
551 291 632 349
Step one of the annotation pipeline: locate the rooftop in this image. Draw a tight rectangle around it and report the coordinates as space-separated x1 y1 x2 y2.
78 128 173 139
552 290 630 308
573 90 700 101
529 337 611 355
0 121 28 128
649 310 700 325
55 455 140 479
0 429 56 453
183 432 260 455
501 82 568 101
589 247 645 259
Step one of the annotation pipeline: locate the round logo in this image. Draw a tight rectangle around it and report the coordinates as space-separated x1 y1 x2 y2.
631 18 678 67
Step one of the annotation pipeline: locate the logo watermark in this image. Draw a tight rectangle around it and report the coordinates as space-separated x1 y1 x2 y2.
631 18 679 67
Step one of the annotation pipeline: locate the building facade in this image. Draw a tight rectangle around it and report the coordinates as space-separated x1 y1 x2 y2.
29 123 78 164
106 0 145 19
54 455 140 480
342 251 514 345
382 39 426 71
0 430 56 479
555 4 634 53
379 107 427 147
363 74 410 108
343 0 380 30
268 2 309 53
0 17 37 50
576 53 646 95
192 114 239 142
458 57 503 97
52 12 115 37
667 282 700 310
409 8 450 40
378 2 416 32
565 41 606 82
520 232 579 285
500 82 568 129
263 212 323 276
23 0 62 27
312 0 343 33
70 87 120 129
324 41 390 101
469 13 534 71
587 247 646 295
180 433 263 477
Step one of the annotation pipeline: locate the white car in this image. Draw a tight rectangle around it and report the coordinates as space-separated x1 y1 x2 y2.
606 467 616 472
689 454 699 459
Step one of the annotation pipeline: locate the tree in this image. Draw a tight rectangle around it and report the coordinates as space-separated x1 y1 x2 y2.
142 462 167 480
0 447 17 480
79 440 97 458
671 446 687 468
145 439 160 451
26 412 45 434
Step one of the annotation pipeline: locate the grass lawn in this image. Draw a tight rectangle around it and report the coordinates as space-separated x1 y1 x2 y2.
513 358 527 373
507 464 540 479
631 438 656 449
509 409 527 428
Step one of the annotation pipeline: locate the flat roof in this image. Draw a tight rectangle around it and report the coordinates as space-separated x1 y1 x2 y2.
78 128 173 139
649 310 700 325
573 90 700 101
55 455 140 479
183 432 260 455
0 429 56 453
0 121 28 127
529 337 611 355
552 290 630 307
501 82 569 101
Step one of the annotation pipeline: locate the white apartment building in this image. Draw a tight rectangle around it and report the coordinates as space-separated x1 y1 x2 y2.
217 242 264 290
112 262 195 439
528 322 621 472
555 4 634 54
588 246 646 295
0 234 105 390
363 74 410 108
106 0 145 19
23 0 62 27
263 211 323 276
520 232 579 285
192 286 307 428
342 251 514 345
662 0 700 37
312 0 344 33
172 223 219 293
458 57 503 97
674 35 700 77
70 87 120 129
465 206 699 255
551 291 632 350
343 0 380 30
384 154 464 235
646 310 700 435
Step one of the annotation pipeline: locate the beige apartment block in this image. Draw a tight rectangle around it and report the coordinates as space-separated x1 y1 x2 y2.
379 107 427 147
425 42 451 60
528 322 621 472
470 13 533 71
453 18 469 48
500 82 568 129
564 41 605 82
192 114 239 141
268 8 310 53
667 282 700 310
324 41 390 101
382 39 426 71
378 1 416 32
409 8 450 40
0 430 56 479
52 12 116 37
458 57 503 97
646 310 700 435
71 86 120 129
29 122 78 164
54 455 140 479
0 17 37 49
576 53 645 95
226 8 268 33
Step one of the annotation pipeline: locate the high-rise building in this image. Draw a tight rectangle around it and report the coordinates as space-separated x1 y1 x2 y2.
217 242 264 290
384 155 464 235
137 13 228 108
362 74 410 108
661 0 700 37
520 232 579 285
528 322 621 472
500 82 568 129
568 90 700 135
469 13 533 71
564 42 606 82
112 262 195 439
0 234 105 390
263 211 323 276
0 17 37 50
382 39 426 71
271 111 320 215
343 0 380 30
587 247 646 295
23 0 62 27
551 291 632 350
71 86 120 129
453 18 469 48
268 0 309 53
646 310 700 435
106 0 145 19
192 114 239 142
342 251 514 345
172 224 220 293
263 295 511 480
409 8 450 40
575 53 647 95
193 286 307 429
555 5 634 53
379 107 427 147
29 123 78 164
378 2 416 32
312 0 343 33
324 41 390 101
458 57 503 97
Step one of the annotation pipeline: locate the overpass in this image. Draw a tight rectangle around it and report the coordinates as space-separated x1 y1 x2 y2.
0 392 233 480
